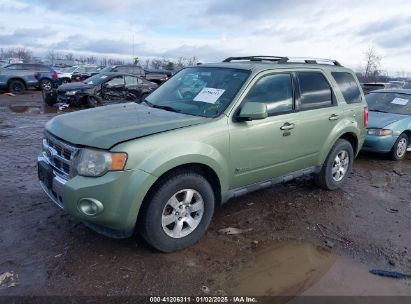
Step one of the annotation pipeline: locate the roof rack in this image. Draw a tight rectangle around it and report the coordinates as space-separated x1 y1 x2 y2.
278 57 342 66
222 56 342 66
222 56 288 63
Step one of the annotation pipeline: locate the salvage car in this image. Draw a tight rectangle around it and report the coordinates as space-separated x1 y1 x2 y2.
38 56 367 252
100 65 145 77
44 72 157 107
5 63 59 91
0 65 39 94
362 89 411 160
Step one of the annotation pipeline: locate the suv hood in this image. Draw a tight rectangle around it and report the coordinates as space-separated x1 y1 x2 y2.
46 103 210 149
367 111 408 129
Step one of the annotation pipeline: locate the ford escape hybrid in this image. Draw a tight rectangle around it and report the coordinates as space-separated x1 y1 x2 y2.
38 56 368 252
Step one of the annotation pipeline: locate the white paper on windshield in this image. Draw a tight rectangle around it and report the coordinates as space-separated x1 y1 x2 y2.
193 88 225 104
101 75 108 79
391 97 409 105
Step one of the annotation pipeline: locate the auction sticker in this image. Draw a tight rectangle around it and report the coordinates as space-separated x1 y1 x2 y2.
193 88 225 104
391 97 409 105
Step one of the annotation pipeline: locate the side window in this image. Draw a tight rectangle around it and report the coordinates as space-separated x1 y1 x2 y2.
77 67 86 73
125 76 137 86
7 64 22 70
243 73 293 115
297 72 333 109
115 66 128 73
137 77 143 84
105 76 124 87
331 72 362 104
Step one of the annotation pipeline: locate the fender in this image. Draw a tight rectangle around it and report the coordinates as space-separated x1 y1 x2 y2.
318 117 360 165
137 141 230 194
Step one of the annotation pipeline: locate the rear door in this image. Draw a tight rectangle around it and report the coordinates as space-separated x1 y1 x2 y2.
290 71 342 165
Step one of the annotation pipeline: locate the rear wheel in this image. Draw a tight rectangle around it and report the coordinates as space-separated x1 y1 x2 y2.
140 171 215 252
315 139 354 190
390 133 408 161
8 80 25 94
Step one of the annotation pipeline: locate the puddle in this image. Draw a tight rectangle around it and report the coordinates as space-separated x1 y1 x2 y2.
217 241 336 297
215 241 411 298
7 105 75 114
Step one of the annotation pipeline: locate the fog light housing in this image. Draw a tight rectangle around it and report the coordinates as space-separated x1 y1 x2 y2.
78 198 104 216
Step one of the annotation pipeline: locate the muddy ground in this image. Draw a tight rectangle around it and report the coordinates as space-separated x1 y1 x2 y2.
0 91 410 298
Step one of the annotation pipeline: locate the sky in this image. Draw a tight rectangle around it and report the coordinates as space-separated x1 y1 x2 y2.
0 0 411 74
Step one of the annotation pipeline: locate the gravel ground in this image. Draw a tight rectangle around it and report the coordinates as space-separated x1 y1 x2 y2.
0 91 410 297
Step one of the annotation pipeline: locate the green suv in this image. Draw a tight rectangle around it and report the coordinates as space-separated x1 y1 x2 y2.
38 56 368 252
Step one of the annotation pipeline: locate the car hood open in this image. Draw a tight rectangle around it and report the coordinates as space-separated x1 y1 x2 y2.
46 103 210 149
367 111 408 129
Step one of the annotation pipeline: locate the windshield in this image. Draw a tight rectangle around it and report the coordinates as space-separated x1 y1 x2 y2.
100 66 114 73
83 74 109 85
366 92 411 115
145 67 250 117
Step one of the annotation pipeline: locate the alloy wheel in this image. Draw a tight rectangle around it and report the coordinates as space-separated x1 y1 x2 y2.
161 189 204 238
332 150 349 182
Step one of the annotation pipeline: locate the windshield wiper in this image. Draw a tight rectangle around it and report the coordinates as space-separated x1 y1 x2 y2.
141 99 181 113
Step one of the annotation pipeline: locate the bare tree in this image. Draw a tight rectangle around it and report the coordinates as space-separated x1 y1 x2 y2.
46 49 61 65
3 47 32 62
65 53 74 60
363 47 382 82
151 59 162 69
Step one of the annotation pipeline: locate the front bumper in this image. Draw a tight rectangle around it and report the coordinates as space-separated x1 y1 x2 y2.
362 134 397 153
37 154 157 237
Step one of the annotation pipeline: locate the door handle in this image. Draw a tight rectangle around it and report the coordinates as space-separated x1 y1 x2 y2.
329 114 340 121
280 122 295 130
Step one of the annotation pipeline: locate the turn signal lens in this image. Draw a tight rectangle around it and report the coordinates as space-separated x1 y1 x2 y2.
110 153 128 170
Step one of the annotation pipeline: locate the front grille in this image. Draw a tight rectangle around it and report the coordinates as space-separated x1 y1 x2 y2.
42 132 79 179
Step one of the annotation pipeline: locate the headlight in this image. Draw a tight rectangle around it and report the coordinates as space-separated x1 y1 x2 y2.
75 149 127 177
367 129 393 136
66 90 78 96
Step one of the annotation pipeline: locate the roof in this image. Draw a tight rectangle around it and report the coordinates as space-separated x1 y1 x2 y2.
370 89 411 94
200 61 351 74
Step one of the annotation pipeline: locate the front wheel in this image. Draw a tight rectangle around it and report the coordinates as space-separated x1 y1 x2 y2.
315 139 354 190
390 133 408 161
40 79 53 91
140 171 215 252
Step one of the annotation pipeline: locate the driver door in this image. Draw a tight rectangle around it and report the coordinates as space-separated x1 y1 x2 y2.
229 73 303 188
101 76 126 100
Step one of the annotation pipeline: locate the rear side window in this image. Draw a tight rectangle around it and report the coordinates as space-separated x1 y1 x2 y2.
243 73 293 115
297 72 332 109
332 72 362 104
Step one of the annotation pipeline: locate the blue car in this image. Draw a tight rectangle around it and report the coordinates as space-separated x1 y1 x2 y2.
363 89 411 160
4 63 60 91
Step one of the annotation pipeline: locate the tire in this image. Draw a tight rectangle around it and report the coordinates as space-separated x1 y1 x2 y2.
315 139 354 190
390 133 408 161
8 79 25 94
140 170 215 252
87 95 102 108
42 90 57 106
40 79 53 91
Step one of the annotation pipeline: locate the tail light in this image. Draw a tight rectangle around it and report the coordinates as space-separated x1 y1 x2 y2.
364 106 368 128
53 72 58 79
34 72 40 78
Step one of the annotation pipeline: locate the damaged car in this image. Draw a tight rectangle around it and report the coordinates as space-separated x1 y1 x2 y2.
44 72 158 107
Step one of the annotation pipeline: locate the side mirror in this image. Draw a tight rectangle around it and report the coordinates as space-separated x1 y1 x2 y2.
237 102 268 121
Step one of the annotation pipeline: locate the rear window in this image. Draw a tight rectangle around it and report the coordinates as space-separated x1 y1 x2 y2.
332 72 362 104
297 72 333 109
